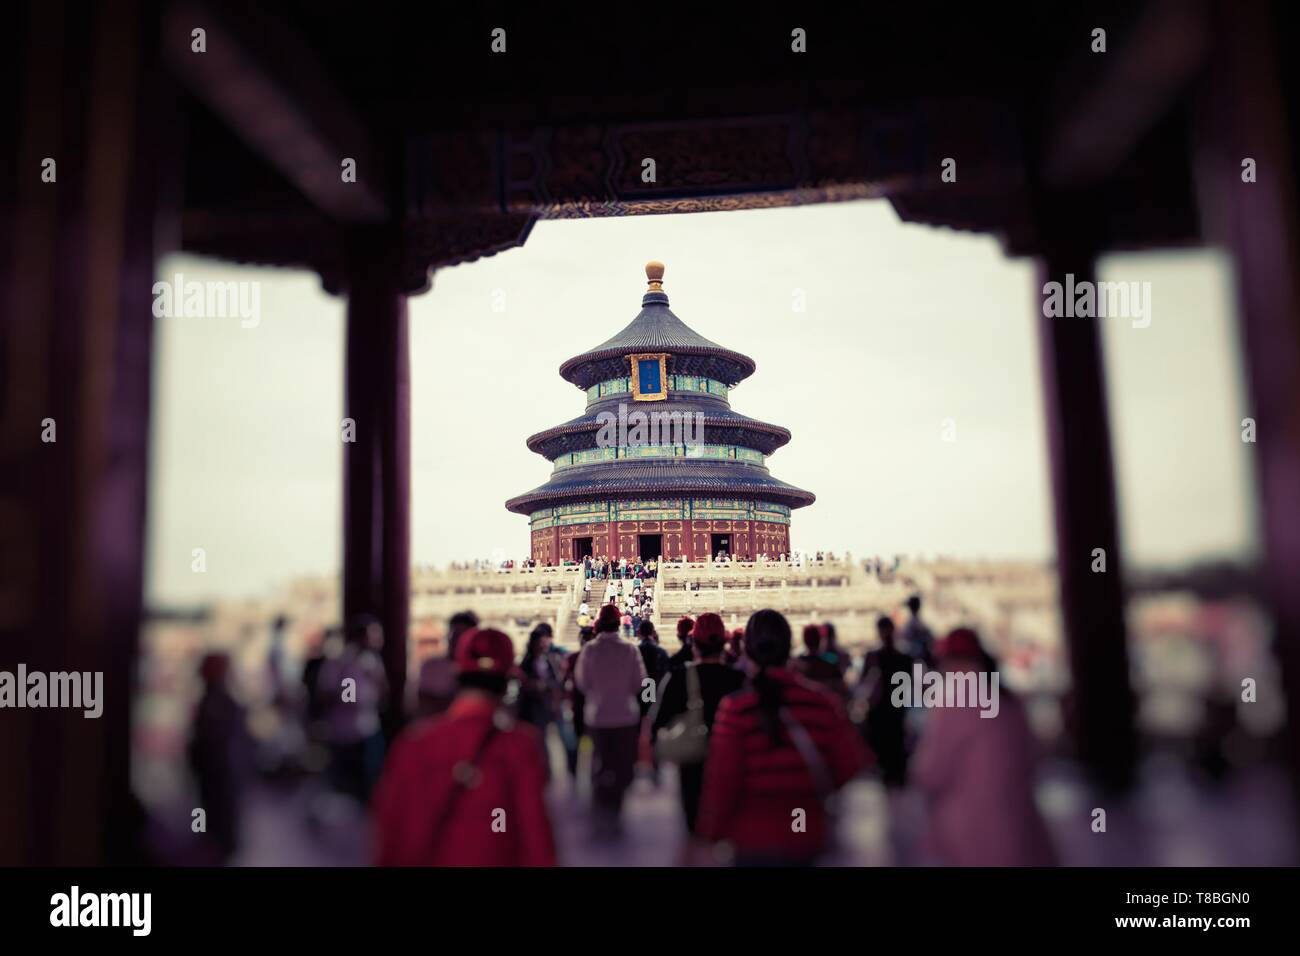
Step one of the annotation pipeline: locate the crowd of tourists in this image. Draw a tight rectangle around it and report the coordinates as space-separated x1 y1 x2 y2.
445 557 541 571
182 568 1055 868
442 552 904 573
363 592 1056 867
577 574 655 635
580 554 657 580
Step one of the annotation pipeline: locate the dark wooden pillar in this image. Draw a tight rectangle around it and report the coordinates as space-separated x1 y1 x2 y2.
0 0 173 863
1036 240 1138 792
1194 0 1300 832
342 230 410 736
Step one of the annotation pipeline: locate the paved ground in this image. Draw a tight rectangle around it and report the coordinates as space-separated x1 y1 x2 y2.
230 728 1295 867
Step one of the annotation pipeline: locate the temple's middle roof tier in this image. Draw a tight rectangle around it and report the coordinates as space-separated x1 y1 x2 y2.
525 395 793 459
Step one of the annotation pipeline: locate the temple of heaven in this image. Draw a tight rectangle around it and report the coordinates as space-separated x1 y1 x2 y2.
505 262 814 564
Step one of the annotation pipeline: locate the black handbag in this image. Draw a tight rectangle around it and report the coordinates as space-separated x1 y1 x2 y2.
655 665 710 765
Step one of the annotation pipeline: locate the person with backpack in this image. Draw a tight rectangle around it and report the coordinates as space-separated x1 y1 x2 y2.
650 612 745 834
695 609 869 865
372 627 556 866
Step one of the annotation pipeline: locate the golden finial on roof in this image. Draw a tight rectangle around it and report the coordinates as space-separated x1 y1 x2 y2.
645 260 665 291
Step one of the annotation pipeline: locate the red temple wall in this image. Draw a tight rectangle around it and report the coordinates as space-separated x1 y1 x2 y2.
531 518 789 563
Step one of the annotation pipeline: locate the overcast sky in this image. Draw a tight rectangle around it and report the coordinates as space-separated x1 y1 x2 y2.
145 200 1258 605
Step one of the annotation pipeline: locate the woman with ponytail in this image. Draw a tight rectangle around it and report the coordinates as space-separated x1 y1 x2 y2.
694 610 869 865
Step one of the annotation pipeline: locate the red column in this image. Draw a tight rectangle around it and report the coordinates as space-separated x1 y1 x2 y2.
1195 0 1300 839
1036 242 1136 791
0 0 174 863
342 229 410 736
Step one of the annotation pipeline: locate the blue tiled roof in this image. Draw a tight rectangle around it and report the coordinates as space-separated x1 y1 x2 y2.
559 291 756 388
525 396 793 459
504 459 815 515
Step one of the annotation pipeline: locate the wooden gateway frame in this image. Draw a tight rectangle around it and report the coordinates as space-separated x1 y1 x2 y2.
10 2 1300 862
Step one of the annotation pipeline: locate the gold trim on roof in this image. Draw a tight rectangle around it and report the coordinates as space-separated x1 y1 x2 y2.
645 260 665 291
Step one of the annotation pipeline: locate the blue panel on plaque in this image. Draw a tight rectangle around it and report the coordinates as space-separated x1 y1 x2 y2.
638 358 663 395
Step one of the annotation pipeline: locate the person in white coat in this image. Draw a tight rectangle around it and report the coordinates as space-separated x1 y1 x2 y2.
576 603 647 833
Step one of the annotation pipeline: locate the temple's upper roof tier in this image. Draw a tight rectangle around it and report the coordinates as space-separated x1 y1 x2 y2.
558 263 756 389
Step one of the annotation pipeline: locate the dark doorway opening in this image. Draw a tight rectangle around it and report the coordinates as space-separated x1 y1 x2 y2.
572 537 594 562
637 534 662 562
711 533 731 557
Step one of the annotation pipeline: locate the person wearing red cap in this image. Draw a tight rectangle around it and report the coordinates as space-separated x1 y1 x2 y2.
935 625 984 661
912 627 1056 866
650 612 745 834
575 603 647 835
372 628 556 866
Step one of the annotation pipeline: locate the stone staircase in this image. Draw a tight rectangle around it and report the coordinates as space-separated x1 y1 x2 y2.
409 564 584 652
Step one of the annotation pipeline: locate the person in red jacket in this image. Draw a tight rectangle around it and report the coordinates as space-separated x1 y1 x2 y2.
695 609 869 865
372 627 556 866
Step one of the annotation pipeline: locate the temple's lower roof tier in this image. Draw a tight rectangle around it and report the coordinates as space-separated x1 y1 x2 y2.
525 397 792 459
504 459 815 515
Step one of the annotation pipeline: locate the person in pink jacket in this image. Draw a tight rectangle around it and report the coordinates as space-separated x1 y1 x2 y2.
912 627 1057 866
